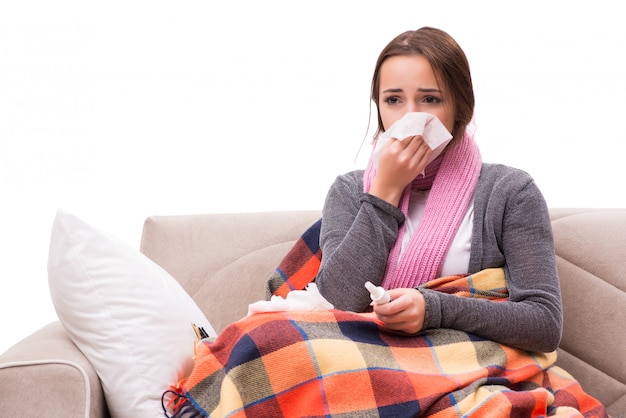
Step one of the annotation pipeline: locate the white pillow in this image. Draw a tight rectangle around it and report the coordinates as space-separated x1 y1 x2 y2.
48 209 216 418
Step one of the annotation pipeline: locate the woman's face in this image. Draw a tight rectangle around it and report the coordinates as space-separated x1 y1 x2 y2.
378 54 456 134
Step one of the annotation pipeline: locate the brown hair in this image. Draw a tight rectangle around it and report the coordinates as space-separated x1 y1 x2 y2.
370 27 474 141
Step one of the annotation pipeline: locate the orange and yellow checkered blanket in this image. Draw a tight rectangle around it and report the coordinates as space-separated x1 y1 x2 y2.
164 220 608 417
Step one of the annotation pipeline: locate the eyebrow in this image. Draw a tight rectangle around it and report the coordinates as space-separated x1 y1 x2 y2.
381 87 442 94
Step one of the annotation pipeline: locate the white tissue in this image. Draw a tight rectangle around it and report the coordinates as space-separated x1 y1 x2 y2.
372 112 453 169
246 283 334 316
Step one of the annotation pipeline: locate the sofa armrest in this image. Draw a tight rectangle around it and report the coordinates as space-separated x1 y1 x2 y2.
0 321 109 418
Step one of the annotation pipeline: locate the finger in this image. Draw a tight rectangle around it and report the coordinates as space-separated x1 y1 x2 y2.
397 134 422 149
403 136 432 157
404 142 432 170
378 315 410 330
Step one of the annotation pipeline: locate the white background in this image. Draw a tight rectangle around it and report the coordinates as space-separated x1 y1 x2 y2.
1 1 624 353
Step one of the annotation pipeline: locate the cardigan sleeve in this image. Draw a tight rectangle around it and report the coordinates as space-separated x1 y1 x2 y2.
315 171 404 312
421 164 563 352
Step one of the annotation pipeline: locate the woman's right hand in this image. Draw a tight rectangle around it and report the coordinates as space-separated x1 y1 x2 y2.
368 135 433 206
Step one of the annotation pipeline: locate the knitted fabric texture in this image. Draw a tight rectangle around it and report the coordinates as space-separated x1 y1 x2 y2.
363 130 482 288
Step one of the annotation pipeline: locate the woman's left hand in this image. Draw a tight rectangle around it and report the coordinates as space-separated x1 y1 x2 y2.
372 288 426 334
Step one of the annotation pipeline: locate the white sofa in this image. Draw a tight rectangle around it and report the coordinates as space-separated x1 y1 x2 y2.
0 208 624 417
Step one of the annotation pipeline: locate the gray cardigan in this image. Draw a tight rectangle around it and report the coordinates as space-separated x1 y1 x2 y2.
316 163 562 353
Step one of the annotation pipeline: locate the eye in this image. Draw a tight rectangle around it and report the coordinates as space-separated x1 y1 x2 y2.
383 96 401 105
423 96 442 104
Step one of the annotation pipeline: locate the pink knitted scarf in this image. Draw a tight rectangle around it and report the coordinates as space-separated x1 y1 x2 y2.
363 130 482 288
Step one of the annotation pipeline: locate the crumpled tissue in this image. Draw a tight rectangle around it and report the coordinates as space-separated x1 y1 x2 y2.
247 283 334 316
372 112 453 172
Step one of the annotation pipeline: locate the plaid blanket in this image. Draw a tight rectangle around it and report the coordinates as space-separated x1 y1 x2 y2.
164 220 608 418
266 218 322 299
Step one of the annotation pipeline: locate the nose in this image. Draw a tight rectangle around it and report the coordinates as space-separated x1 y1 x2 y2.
406 101 419 113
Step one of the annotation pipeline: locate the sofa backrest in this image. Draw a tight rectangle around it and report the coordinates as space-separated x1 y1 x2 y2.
140 208 626 414
140 210 322 333
548 208 626 413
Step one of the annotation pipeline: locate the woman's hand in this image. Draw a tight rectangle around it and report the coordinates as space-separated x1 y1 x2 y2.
372 288 426 334
369 135 433 206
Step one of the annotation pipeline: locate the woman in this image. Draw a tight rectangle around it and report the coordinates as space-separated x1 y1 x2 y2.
166 28 612 418
315 26 562 353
